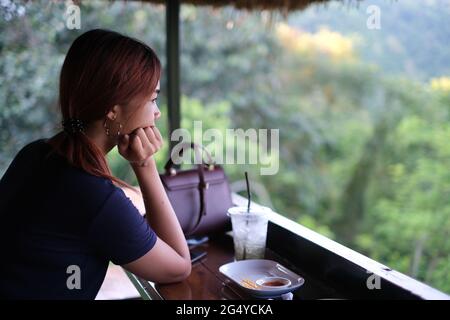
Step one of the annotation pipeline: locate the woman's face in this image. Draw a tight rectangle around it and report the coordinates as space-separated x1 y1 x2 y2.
122 81 161 134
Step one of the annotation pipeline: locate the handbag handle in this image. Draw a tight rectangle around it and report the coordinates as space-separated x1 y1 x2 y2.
163 142 214 236
164 142 215 176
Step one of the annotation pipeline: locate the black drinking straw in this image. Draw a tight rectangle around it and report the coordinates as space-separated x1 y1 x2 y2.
245 171 251 212
243 171 251 260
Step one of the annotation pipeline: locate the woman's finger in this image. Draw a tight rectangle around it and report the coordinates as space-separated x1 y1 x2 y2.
143 126 162 152
130 134 145 159
134 128 152 150
152 126 163 143
135 127 158 157
144 126 158 146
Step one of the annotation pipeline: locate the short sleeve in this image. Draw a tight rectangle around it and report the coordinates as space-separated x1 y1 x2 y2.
88 188 157 265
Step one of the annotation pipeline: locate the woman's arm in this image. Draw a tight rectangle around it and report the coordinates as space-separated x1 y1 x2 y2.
131 159 190 263
119 127 191 283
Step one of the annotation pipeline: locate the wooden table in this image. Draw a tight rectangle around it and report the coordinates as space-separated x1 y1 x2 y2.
126 233 304 300
122 187 345 300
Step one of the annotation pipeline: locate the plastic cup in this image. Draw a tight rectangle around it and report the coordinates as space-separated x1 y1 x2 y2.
227 206 271 261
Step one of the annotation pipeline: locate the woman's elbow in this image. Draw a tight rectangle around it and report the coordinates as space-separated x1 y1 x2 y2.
159 259 191 284
183 261 192 278
173 260 192 282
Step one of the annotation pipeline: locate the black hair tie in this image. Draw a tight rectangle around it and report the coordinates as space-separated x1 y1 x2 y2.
62 118 85 134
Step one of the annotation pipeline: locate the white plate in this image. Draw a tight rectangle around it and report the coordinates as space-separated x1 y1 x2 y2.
219 259 305 298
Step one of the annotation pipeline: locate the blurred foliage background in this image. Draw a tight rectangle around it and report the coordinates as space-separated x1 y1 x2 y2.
1 0 449 293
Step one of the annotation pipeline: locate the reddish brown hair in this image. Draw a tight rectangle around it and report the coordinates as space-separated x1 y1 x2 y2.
48 29 161 188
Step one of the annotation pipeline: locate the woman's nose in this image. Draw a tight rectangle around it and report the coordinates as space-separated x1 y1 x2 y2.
154 105 161 120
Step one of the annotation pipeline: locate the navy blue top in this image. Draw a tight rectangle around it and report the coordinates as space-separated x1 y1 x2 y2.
0 138 157 299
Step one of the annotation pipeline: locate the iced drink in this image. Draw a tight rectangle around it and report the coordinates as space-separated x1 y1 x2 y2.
227 206 271 260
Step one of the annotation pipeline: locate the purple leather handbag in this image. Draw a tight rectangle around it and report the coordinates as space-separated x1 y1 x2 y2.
160 143 233 237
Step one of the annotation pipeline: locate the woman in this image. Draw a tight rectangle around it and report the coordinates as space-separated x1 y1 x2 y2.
0 29 191 299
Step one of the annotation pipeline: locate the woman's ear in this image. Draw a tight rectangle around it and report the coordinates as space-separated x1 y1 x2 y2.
106 105 121 121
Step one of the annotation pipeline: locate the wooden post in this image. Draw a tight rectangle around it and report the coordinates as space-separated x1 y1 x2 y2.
166 0 181 157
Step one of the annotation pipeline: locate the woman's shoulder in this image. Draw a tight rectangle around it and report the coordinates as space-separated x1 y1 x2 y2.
12 138 49 161
1 138 51 184
17 138 121 202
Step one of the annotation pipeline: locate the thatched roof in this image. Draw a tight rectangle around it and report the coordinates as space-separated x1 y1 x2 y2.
141 0 333 12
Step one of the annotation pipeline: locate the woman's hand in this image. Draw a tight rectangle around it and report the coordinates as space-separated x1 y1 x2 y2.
118 126 163 167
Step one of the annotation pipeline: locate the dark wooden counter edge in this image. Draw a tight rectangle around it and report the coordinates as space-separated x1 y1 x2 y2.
125 193 450 300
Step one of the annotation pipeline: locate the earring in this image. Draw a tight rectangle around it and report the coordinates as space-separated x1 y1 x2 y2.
103 118 122 136
103 118 110 136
